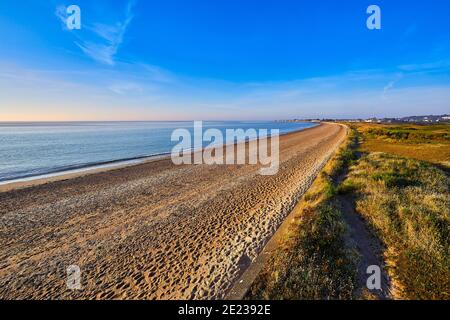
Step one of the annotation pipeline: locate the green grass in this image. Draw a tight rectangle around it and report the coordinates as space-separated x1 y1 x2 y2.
364 125 450 143
245 129 359 300
350 123 450 166
246 124 449 300
343 153 450 299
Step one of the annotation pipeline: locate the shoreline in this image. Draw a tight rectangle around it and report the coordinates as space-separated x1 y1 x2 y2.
0 123 320 193
0 154 170 193
0 123 346 299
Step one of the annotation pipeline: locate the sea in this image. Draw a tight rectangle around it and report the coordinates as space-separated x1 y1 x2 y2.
0 121 317 183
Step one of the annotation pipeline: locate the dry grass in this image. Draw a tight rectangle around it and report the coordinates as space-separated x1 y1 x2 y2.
245 128 358 300
341 122 450 299
342 153 450 299
246 123 449 300
360 141 449 166
349 123 450 166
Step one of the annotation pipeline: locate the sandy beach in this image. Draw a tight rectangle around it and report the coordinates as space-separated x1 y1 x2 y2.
0 123 346 299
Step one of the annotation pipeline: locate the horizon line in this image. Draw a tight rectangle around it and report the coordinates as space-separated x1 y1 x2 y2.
1 113 449 123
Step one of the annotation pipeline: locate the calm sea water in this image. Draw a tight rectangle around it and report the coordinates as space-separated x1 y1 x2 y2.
0 121 317 183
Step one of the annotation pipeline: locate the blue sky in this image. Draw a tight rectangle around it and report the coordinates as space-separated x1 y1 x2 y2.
0 0 449 120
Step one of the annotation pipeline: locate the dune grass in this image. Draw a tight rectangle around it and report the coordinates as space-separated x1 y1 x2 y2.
341 153 449 299
246 123 449 300
245 128 359 300
339 125 450 299
354 123 450 166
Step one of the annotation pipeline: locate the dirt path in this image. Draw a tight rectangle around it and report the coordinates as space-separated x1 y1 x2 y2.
339 191 391 299
0 123 346 300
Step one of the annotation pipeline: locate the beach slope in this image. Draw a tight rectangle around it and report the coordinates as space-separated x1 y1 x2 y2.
0 123 346 299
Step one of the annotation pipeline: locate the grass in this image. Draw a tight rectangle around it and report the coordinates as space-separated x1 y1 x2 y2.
353 123 450 166
246 123 449 300
362 124 450 143
340 122 450 299
342 153 449 299
245 128 359 300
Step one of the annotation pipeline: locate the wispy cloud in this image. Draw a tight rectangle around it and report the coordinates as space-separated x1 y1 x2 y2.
398 60 450 72
55 5 70 30
108 82 143 95
56 1 136 65
383 73 403 99
2 58 450 121
383 80 396 96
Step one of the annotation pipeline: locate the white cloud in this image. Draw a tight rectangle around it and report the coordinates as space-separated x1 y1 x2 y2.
382 73 404 99
56 1 136 65
55 5 68 29
398 60 450 72
109 82 143 95
3 59 450 120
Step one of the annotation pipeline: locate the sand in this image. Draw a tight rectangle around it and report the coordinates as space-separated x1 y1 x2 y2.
0 123 346 299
